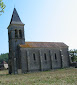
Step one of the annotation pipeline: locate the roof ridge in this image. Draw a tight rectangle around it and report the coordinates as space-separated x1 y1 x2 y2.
25 41 63 43
19 42 68 48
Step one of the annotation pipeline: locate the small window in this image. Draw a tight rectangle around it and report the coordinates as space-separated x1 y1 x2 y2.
44 53 47 60
15 29 18 38
55 53 57 60
33 53 36 61
19 30 22 38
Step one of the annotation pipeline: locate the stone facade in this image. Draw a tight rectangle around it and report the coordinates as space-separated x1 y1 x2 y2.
19 47 69 74
8 8 70 74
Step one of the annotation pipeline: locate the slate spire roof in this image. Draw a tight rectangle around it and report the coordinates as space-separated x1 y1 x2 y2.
10 8 24 25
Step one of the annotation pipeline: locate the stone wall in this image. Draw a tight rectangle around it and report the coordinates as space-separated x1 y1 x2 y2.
19 47 69 73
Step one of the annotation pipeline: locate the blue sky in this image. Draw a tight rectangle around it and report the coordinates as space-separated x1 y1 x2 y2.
0 0 77 54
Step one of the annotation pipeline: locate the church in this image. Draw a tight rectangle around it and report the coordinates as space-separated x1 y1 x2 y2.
8 8 70 74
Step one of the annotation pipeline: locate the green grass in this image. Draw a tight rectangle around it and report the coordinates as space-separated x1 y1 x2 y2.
0 68 77 85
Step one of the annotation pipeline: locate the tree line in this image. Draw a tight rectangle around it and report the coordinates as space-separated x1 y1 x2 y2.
0 53 8 64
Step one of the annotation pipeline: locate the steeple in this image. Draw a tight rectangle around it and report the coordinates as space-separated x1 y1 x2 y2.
10 8 24 25
8 8 25 74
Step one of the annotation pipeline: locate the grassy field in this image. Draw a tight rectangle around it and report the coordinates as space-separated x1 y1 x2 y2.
0 68 77 85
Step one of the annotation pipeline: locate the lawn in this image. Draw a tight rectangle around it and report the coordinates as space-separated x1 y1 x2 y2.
0 68 77 85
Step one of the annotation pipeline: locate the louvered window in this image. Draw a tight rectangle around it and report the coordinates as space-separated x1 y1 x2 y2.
19 30 22 38
15 29 18 38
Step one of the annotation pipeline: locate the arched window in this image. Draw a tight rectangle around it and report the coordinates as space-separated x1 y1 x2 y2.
19 30 22 38
44 53 47 60
55 53 57 60
33 53 36 61
15 29 18 38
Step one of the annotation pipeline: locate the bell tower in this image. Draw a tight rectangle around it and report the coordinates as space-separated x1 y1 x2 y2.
8 8 25 74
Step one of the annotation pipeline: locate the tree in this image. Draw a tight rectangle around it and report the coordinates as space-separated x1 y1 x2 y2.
0 0 6 15
69 49 77 62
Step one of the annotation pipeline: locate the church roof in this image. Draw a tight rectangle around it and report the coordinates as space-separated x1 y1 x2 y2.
19 42 68 48
10 8 24 25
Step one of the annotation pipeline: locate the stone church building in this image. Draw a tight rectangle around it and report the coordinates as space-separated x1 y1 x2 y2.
8 8 70 74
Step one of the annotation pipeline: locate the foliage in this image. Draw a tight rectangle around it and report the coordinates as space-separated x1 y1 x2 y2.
69 49 77 62
0 68 77 85
0 53 8 64
0 0 6 15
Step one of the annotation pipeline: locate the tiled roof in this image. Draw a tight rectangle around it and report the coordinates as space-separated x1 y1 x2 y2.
10 8 24 25
19 42 68 48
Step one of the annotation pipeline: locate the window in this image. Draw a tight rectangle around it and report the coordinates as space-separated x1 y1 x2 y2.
15 29 18 38
55 53 57 60
8 32 11 40
19 30 22 38
33 53 36 61
44 53 47 60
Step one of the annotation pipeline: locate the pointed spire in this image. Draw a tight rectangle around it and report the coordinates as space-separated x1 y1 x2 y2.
10 8 24 25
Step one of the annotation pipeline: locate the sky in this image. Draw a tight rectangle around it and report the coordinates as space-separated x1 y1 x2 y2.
0 0 77 54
